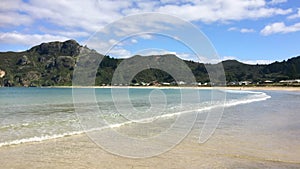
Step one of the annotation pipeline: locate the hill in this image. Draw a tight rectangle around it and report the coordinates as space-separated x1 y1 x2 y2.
0 40 299 87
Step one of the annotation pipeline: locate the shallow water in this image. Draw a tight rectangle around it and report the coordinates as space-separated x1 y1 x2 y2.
0 87 266 147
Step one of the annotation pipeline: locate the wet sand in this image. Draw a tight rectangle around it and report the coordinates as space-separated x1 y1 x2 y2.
0 124 299 169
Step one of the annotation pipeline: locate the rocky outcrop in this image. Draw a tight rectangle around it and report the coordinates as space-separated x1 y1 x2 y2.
0 69 5 78
45 57 57 69
17 55 31 65
56 56 75 69
28 39 81 57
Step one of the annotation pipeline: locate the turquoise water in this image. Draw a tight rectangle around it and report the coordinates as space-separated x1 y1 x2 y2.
0 87 269 147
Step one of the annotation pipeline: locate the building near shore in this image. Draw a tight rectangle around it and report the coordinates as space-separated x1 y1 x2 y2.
279 79 300 83
264 80 273 83
238 81 252 85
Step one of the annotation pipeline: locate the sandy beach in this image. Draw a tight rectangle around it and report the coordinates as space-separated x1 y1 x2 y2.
225 86 300 92
44 85 300 92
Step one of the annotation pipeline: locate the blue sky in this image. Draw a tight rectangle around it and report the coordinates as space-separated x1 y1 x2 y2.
0 0 300 64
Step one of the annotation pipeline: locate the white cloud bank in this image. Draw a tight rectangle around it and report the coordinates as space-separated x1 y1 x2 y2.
0 32 70 47
0 0 292 30
260 22 300 35
0 0 294 51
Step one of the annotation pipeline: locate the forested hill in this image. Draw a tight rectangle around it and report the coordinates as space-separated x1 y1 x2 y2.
0 40 299 87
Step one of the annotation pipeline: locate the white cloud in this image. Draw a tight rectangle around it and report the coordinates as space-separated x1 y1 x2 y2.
0 32 70 47
240 28 255 33
0 0 295 52
136 49 175 56
0 0 293 30
108 39 118 45
56 31 90 38
155 0 292 23
268 0 287 5
243 59 275 65
222 56 237 60
222 56 274 65
260 22 300 35
288 8 300 19
85 38 125 55
38 27 90 38
107 47 132 58
228 27 238 31
129 49 195 60
110 15 183 38
0 0 33 26
139 34 153 40
131 39 138 43
0 0 131 32
228 27 255 33
0 12 33 27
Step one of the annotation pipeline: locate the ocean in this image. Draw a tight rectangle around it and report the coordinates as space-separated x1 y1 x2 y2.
0 87 299 168
0 87 268 148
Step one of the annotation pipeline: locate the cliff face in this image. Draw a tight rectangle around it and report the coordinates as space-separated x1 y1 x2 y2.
0 40 299 87
27 39 81 56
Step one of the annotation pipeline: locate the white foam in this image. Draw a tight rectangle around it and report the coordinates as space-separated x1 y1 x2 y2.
0 131 85 147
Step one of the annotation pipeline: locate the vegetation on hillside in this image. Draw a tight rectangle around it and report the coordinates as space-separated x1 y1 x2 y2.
0 40 299 87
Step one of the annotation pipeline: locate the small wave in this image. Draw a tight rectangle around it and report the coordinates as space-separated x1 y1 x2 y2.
0 131 84 147
105 91 271 123
0 121 134 147
224 92 271 107
0 123 31 130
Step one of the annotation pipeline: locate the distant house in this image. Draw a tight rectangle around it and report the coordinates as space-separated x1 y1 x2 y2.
227 82 237 85
238 81 251 85
187 82 202 86
140 82 147 86
279 79 300 83
294 79 300 83
177 81 186 85
264 80 273 83
162 82 170 86
150 81 160 86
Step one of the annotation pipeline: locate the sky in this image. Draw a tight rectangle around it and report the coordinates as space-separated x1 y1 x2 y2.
0 0 300 64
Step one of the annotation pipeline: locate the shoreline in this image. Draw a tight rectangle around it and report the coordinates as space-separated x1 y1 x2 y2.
39 85 300 91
